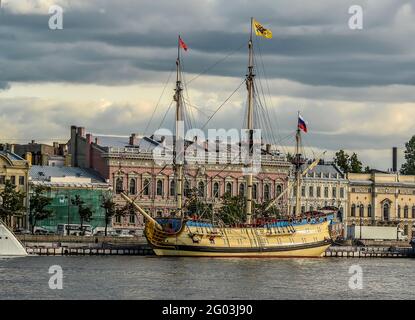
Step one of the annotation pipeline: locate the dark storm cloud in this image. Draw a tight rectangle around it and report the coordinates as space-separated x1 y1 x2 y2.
0 0 414 88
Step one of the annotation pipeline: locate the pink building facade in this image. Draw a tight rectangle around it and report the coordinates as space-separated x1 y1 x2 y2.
68 126 291 230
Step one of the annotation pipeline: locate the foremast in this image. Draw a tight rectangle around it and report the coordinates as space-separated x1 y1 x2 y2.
245 18 255 225
174 35 184 216
294 111 302 217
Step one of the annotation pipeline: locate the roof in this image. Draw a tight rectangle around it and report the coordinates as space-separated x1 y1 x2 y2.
301 163 344 178
29 165 106 184
0 150 25 161
94 135 131 148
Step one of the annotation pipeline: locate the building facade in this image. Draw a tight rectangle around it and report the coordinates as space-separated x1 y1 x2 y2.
347 172 415 238
14 140 69 166
68 126 292 230
288 162 348 219
0 147 30 229
29 165 112 232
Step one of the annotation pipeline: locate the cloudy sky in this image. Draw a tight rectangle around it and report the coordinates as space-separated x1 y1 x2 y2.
0 0 414 170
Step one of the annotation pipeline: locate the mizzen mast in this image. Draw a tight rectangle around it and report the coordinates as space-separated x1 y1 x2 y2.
174 35 184 215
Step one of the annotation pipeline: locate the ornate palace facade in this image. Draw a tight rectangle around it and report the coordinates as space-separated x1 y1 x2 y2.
68 126 292 230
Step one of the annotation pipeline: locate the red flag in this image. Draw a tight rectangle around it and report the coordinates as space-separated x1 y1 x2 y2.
179 36 188 51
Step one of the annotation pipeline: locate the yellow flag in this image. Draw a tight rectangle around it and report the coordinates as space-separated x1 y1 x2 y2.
253 19 272 39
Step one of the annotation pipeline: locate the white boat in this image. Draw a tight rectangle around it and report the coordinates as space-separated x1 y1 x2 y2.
0 220 28 256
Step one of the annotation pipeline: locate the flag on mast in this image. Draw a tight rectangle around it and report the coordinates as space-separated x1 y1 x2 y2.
252 19 273 39
179 36 188 51
298 114 308 133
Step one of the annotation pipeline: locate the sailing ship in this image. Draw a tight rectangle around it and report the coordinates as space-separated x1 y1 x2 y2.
0 219 28 256
121 18 333 257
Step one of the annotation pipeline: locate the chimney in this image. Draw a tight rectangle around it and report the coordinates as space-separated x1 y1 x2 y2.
266 143 271 154
70 125 77 167
95 137 99 145
31 140 35 144
25 152 32 166
86 133 93 144
129 133 138 146
77 127 86 138
393 147 398 173
9 144 15 154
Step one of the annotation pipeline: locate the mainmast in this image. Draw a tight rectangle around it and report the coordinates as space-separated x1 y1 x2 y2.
245 18 255 224
294 111 302 217
174 35 184 215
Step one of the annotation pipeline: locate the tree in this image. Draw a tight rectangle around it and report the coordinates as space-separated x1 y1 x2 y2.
29 185 53 234
0 180 26 227
334 150 350 173
349 153 363 173
401 136 415 175
217 194 246 225
100 194 116 236
364 166 371 173
185 189 213 221
71 195 93 235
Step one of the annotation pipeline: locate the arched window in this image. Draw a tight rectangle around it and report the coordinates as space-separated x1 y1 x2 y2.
198 181 205 197
156 180 163 196
184 180 191 197
367 205 372 218
351 204 356 217
170 180 175 197
225 182 232 195
309 206 314 212
264 184 270 201
252 184 257 200
404 205 409 218
129 178 136 195
398 205 401 218
383 203 390 221
276 185 282 196
115 177 123 194
309 186 314 197
412 206 415 219
239 183 245 197
213 182 219 198
143 179 150 196
359 205 364 217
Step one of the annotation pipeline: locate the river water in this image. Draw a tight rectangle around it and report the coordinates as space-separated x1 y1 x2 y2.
0 256 414 300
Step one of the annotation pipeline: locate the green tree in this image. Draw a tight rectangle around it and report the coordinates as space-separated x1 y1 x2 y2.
29 185 53 234
100 194 116 236
349 153 363 173
401 136 415 175
0 180 26 227
217 194 246 225
334 150 350 173
185 189 213 220
364 166 371 173
71 195 93 235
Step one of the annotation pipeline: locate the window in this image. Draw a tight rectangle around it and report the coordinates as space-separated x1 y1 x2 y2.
404 206 409 219
301 206 305 214
332 187 337 198
383 203 390 221
309 186 314 197
398 205 401 218
359 205 364 217
351 204 356 217
367 205 372 218
115 215 122 223
276 185 282 196
115 177 123 194
264 184 270 201
10 176 16 185
129 214 135 224
324 187 329 198
143 179 150 196
129 178 136 195
301 186 306 197
156 180 163 196
309 206 314 212
198 181 205 197
412 206 415 219
213 182 219 198
252 184 257 200
19 176 25 186
226 182 232 195
170 180 175 197
0 175 5 185
340 187 345 198
239 183 245 197
184 180 191 197
316 186 321 198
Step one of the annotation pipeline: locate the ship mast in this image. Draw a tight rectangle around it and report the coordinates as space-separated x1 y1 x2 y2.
245 18 255 224
294 111 302 217
174 35 184 215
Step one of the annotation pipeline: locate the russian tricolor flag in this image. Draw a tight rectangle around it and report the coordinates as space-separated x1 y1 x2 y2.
298 114 308 133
